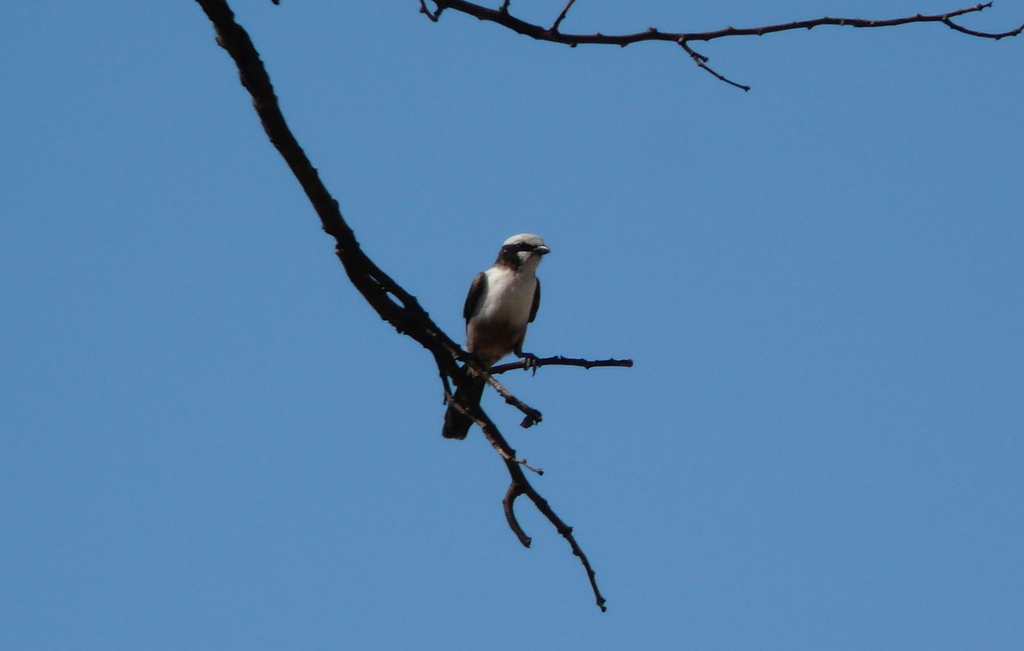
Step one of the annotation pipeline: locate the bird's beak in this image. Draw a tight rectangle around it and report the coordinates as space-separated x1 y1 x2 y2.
535 245 551 256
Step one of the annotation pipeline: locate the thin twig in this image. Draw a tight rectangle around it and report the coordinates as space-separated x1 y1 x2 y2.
491 355 634 375
418 0 440 22
943 14 1024 38
551 0 578 33
440 373 601 607
503 483 530 546
457 388 604 609
679 40 750 91
515 457 544 475
503 458 607 611
479 369 544 426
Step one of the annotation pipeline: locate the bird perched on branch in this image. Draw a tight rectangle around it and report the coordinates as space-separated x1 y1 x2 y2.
442 233 550 440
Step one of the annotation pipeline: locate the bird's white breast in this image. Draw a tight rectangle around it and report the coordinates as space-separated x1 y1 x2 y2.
475 266 536 327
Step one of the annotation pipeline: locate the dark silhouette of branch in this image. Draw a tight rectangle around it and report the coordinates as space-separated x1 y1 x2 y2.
418 0 441 22
480 367 545 427
473 355 634 427
491 355 634 375
550 0 578 33
422 1 1024 89
678 40 750 92
195 0 620 612
441 379 607 610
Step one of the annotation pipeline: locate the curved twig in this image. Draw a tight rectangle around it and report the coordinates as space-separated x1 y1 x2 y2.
503 483 530 546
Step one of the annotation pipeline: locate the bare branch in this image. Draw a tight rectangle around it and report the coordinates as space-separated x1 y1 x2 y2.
679 40 750 92
491 355 634 375
480 369 544 426
551 0 578 33
424 1 1023 88
444 380 603 608
430 1 1019 44
516 457 544 475
943 13 1024 38
195 0 612 611
477 355 633 428
418 0 441 22
503 457 607 611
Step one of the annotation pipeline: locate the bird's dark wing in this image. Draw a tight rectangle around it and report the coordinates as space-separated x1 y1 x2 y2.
529 277 541 323
463 272 487 322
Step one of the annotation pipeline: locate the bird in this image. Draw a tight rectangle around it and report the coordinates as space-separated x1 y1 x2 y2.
442 233 550 440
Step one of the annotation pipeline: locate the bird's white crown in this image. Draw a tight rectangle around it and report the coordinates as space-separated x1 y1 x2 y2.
503 233 546 248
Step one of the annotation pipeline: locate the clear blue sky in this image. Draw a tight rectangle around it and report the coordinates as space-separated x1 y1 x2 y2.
2 2 1022 649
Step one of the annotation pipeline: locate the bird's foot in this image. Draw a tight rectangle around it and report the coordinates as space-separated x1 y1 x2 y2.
516 351 541 375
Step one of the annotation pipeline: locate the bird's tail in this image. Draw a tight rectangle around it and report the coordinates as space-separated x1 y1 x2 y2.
442 375 486 440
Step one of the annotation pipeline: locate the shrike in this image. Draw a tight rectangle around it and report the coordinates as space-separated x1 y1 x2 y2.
442 233 550 440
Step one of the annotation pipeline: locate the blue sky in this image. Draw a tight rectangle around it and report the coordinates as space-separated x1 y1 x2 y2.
1 1 1022 649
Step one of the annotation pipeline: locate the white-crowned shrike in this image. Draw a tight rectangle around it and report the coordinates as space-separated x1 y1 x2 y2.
442 233 550 440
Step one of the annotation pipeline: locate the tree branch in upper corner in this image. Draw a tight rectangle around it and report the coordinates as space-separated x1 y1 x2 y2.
420 2 1024 89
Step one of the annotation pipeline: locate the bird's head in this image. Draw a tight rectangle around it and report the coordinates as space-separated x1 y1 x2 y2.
497 233 550 271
